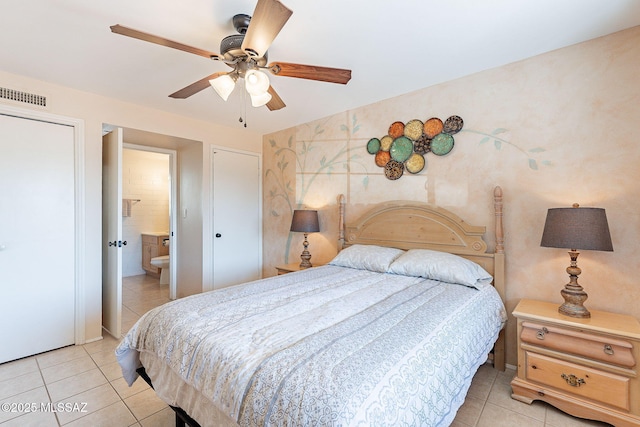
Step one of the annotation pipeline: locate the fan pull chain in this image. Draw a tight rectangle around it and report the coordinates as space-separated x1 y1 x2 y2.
238 84 248 128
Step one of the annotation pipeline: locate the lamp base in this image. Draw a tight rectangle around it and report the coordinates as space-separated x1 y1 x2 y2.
558 249 590 318
299 233 312 269
558 286 590 318
299 253 312 269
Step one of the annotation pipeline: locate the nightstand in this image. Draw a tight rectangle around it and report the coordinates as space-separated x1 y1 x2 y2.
511 299 640 426
275 263 307 275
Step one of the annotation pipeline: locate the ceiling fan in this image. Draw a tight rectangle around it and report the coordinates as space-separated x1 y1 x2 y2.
110 0 352 111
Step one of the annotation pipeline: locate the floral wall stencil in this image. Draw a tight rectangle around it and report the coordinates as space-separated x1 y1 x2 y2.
264 114 364 264
263 27 640 369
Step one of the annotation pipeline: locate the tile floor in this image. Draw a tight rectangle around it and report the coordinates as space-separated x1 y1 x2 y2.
0 274 613 427
0 274 173 427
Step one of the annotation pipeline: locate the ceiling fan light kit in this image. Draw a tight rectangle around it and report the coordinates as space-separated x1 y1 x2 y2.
110 0 352 114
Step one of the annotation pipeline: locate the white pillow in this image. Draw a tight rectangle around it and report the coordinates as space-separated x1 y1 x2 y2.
329 244 405 273
388 249 493 288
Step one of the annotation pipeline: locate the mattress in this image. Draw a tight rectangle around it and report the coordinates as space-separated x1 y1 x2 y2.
117 265 506 427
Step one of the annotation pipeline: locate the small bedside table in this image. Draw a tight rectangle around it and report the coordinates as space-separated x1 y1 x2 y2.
511 299 640 426
275 263 307 275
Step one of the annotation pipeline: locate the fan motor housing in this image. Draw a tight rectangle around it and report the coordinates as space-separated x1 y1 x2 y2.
220 34 267 65
220 34 244 59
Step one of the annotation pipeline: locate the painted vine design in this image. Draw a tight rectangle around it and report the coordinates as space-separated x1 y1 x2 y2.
265 114 364 262
463 128 552 170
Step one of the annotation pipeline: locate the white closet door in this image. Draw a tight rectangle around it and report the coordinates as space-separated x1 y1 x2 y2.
0 113 75 363
212 149 261 289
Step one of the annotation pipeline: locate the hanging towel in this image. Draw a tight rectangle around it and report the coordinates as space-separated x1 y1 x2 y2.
122 199 132 217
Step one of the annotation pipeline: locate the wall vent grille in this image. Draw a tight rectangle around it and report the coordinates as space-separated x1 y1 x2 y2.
0 87 47 107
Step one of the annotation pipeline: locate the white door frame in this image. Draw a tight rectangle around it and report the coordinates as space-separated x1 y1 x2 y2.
0 103 86 345
124 143 178 299
205 145 262 292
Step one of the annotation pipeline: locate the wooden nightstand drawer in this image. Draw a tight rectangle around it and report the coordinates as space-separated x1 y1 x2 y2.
522 321 636 367
526 352 630 411
511 299 640 426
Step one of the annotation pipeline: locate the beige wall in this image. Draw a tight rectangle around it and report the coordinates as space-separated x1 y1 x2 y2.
0 70 262 343
263 26 640 366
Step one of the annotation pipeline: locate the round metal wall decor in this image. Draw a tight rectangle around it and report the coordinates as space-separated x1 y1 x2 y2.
366 115 463 180
384 160 404 180
367 138 381 154
375 150 391 167
390 136 413 162
405 153 426 174
430 133 454 156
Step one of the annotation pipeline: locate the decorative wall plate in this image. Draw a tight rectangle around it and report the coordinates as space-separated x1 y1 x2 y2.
367 138 381 154
404 119 423 140
406 153 426 174
380 135 393 151
390 136 413 162
443 115 464 134
414 134 431 154
384 160 404 180
423 117 444 138
431 133 454 155
388 121 405 139
375 150 391 167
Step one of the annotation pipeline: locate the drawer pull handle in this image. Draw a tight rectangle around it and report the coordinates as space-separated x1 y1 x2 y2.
561 373 586 387
603 344 614 355
536 327 549 340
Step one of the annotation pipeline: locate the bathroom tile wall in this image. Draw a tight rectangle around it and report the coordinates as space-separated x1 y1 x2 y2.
121 149 170 277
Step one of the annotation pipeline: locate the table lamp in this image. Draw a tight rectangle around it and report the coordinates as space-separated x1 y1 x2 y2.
290 210 320 268
540 203 613 318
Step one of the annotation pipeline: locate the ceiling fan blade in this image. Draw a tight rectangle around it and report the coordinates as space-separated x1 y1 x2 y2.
241 0 292 58
266 86 286 111
110 24 220 60
169 72 227 99
268 62 352 84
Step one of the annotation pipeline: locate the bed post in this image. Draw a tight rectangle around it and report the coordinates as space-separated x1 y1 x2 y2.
338 194 346 251
493 186 506 371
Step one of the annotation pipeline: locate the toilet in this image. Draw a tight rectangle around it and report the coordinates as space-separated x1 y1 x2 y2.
150 255 170 285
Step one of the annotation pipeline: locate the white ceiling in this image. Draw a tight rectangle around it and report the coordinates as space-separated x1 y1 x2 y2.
2 0 639 135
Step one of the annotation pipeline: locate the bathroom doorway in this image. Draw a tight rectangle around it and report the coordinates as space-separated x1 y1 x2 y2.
122 144 177 301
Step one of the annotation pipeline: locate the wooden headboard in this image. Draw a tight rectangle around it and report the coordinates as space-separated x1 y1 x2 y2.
337 186 506 370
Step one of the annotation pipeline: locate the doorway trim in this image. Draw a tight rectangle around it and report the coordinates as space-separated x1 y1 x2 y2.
124 143 178 300
0 103 86 344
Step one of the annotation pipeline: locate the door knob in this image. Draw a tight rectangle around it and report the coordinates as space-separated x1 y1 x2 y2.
108 241 117 247
215 233 222 238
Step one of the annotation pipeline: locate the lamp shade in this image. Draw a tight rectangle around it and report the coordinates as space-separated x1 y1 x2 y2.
250 91 272 107
245 69 270 96
290 210 319 233
209 74 236 101
540 206 613 251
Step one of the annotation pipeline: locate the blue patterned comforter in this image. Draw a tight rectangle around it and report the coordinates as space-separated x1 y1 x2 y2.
116 265 506 427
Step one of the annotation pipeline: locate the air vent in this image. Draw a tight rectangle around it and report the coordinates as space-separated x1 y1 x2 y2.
0 87 47 107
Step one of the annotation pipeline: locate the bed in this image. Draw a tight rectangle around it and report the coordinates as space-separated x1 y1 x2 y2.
116 186 507 427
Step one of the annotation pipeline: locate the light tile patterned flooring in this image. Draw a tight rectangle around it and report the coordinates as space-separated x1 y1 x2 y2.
0 274 173 427
0 274 613 427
